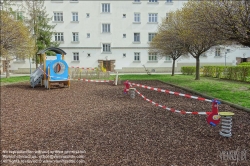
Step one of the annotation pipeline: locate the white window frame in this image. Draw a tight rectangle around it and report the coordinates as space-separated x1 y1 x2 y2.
72 12 78 21
148 13 158 23
134 13 140 23
15 11 24 20
134 52 140 61
215 48 221 56
16 56 25 61
54 32 64 41
103 44 111 52
149 0 158 2
165 56 172 61
72 32 79 42
148 53 158 61
73 52 79 61
134 33 140 42
53 12 63 21
102 24 111 33
148 33 156 42
102 3 110 13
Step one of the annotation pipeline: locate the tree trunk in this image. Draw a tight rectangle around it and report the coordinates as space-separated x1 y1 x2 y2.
195 56 200 80
171 59 175 76
5 60 10 78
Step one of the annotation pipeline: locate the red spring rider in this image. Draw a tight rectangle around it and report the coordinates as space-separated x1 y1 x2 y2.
207 99 221 127
124 80 130 94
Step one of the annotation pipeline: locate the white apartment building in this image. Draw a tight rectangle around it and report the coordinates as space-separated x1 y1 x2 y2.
2 0 250 74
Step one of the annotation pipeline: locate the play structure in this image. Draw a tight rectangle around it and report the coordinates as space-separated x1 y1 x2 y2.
30 47 70 89
124 81 235 137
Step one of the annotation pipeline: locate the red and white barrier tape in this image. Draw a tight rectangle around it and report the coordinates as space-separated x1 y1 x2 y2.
135 90 211 115
76 78 113 82
70 66 96 70
130 82 212 103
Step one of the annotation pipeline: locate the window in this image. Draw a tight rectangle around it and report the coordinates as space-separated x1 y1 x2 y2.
134 0 140 2
87 33 90 38
201 52 207 57
72 12 78 21
134 13 140 22
149 0 157 2
134 33 140 42
148 33 156 42
54 32 64 41
166 13 169 19
102 3 110 13
73 52 79 61
123 34 126 38
54 12 63 21
166 0 172 3
165 56 172 60
72 32 79 42
148 13 158 22
16 56 25 61
102 24 110 33
103 44 111 52
123 14 126 18
70 0 78 1
86 13 90 17
134 53 140 61
148 53 157 61
15 11 24 20
123 53 126 57
215 48 221 56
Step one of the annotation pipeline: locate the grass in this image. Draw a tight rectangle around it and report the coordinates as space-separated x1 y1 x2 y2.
111 74 250 109
0 76 30 84
1 74 250 109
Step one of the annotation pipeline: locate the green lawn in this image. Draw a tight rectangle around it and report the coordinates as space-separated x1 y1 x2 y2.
0 76 30 84
1 74 250 109
112 74 250 109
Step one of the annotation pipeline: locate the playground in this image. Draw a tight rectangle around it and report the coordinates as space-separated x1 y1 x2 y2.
1 80 250 165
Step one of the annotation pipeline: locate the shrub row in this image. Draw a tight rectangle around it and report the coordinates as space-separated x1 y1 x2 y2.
238 62 250 66
181 66 250 82
181 66 196 75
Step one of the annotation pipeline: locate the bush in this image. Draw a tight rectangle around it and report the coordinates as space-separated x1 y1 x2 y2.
202 66 250 82
181 67 196 75
238 62 250 66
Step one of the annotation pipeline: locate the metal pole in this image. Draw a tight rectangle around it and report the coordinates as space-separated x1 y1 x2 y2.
29 57 31 76
225 52 227 66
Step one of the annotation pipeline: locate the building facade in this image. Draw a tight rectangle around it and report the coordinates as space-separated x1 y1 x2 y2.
2 0 250 74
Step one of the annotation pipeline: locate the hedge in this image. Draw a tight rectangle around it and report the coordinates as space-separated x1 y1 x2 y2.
181 67 196 75
238 62 250 66
181 66 250 82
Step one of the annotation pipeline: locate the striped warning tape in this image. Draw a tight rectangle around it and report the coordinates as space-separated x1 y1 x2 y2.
75 78 113 82
70 66 96 70
135 89 211 115
129 82 212 102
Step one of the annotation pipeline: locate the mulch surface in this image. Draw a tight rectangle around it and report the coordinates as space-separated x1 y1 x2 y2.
1 80 250 166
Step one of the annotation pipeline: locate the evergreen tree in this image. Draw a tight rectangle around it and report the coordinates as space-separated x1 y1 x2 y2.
22 0 59 67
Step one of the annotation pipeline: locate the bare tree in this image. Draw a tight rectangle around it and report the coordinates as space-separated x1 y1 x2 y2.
150 18 188 76
186 0 250 47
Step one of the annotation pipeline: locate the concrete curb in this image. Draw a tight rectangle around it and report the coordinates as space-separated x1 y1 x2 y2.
157 80 250 113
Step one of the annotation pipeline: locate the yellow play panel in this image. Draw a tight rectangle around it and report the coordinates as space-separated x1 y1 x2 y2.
219 112 235 116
